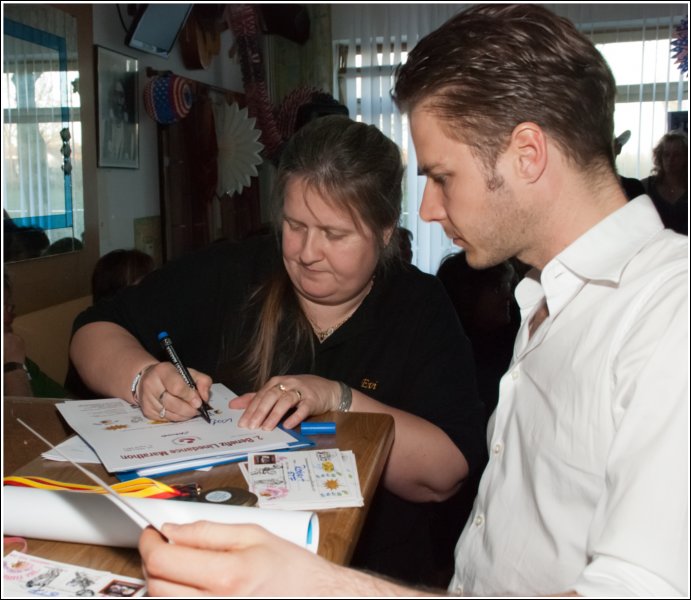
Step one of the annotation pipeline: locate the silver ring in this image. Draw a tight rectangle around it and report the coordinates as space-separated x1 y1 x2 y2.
276 383 287 392
158 391 166 419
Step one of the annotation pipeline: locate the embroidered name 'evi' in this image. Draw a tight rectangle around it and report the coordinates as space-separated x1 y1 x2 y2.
360 378 378 390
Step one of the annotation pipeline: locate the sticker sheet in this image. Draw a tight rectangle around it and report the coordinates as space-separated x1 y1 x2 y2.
245 448 363 510
3 551 146 597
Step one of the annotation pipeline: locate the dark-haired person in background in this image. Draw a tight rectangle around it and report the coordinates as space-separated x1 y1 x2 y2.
642 130 688 235
64 248 156 398
91 249 155 303
437 251 518 419
139 4 688 596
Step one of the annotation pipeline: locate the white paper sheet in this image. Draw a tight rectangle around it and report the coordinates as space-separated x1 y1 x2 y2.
3 487 319 553
41 434 101 464
55 384 308 473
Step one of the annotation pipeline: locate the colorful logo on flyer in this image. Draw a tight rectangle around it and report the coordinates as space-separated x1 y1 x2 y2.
173 436 200 445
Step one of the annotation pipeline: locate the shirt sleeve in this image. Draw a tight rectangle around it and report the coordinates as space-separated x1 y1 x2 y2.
574 268 689 597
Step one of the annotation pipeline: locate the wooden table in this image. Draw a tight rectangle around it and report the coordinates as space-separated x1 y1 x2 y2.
3 397 394 578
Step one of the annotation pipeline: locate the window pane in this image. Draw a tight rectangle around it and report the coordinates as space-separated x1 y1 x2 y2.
597 39 674 86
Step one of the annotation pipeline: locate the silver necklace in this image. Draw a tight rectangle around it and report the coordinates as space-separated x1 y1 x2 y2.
307 279 374 343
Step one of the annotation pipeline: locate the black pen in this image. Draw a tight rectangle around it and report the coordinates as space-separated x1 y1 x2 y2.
157 331 211 423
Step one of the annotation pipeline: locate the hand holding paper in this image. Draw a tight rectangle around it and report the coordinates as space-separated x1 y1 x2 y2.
140 521 334 597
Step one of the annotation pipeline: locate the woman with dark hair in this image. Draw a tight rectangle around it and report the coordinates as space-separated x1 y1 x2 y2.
70 115 484 584
641 131 688 235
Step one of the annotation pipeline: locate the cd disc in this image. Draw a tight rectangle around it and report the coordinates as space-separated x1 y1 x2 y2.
201 487 258 507
171 486 258 506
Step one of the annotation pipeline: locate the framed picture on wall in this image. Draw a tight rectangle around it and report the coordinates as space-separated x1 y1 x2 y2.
95 45 139 168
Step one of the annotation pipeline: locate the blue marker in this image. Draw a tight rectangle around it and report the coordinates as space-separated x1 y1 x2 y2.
300 421 336 435
158 331 211 424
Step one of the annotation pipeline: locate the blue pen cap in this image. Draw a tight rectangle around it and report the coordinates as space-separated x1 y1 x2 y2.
157 331 169 341
300 421 336 435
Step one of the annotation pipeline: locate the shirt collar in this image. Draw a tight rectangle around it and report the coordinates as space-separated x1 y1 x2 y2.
553 195 664 283
515 195 664 311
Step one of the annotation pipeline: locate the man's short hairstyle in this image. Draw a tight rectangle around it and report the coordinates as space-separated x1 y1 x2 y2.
393 4 617 177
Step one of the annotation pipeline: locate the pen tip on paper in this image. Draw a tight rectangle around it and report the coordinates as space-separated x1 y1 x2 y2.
199 403 212 423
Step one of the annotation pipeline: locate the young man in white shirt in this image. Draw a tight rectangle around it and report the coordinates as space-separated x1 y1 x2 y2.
139 4 688 596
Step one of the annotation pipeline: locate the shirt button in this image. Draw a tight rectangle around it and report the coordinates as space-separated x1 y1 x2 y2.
511 369 520 380
493 442 503 455
474 514 484 527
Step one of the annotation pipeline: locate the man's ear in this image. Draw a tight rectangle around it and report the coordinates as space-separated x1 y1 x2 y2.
508 122 548 184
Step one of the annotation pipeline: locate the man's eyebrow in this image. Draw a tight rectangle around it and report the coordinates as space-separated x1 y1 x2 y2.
417 163 434 176
417 162 444 177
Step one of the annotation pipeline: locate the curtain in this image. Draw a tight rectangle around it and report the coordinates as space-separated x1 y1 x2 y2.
3 5 82 236
332 3 688 275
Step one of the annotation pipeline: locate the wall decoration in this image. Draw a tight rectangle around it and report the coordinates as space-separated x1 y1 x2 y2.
226 5 283 159
671 17 688 76
96 46 139 168
143 74 194 124
211 101 264 197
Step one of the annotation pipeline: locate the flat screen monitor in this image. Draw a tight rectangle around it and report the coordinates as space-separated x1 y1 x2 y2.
126 4 192 58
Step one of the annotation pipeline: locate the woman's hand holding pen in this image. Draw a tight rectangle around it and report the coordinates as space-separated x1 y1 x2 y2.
230 375 340 430
135 362 212 422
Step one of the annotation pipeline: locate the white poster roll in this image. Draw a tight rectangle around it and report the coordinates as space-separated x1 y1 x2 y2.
3 487 319 552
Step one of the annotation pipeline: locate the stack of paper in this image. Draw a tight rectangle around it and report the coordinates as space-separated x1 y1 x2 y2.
242 448 364 510
52 384 313 478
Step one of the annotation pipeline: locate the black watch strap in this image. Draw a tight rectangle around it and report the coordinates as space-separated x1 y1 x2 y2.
4 361 28 374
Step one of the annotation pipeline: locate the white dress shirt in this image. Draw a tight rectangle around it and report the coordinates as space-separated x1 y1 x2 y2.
450 196 689 597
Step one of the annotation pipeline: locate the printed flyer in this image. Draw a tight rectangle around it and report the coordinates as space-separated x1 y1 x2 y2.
56 384 309 473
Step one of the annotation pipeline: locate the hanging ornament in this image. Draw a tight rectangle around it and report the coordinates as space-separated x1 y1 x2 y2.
143 74 194 124
212 102 264 197
671 17 688 76
226 5 283 159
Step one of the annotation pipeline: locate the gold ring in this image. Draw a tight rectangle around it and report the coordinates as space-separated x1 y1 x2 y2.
293 389 302 401
276 383 287 392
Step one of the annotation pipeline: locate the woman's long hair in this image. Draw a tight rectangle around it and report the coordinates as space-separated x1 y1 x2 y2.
238 116 404 389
